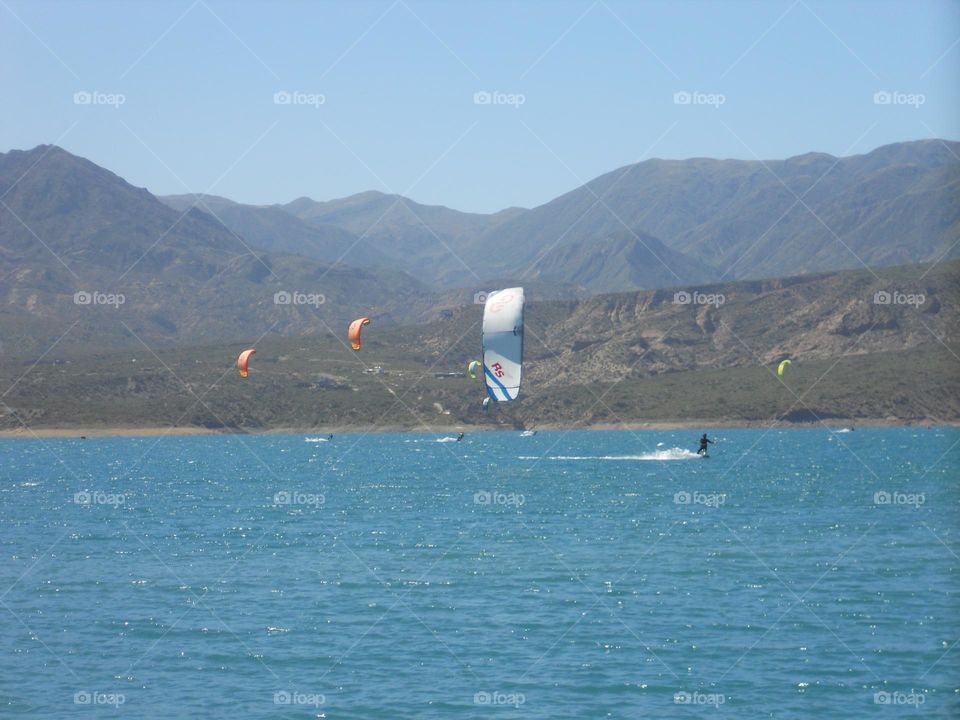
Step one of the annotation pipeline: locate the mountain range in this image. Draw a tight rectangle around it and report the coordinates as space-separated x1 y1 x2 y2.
461 140 960 286
181 139 959 291
0 146 430 352
160 139 960 293
0 139 956 353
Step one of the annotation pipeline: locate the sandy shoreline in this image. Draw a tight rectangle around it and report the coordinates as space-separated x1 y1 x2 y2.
0 418 952 438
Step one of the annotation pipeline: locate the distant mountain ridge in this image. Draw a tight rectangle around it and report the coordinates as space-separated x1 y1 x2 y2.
0 145 432 352
279 191 526 287
161 193 390 268
163 138 958 292
1 139 956 357
463 139 960 284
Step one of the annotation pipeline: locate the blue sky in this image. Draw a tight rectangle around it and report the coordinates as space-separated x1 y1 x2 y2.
2 0 958 212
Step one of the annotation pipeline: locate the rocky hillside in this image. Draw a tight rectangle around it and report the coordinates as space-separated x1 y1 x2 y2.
0 146 433 353
2 261 955 430
418 261 957 389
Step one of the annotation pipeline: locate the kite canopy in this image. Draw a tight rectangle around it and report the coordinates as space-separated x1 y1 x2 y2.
348 317 371 350
777 359 792 378
482 288 524 401
237 348 256 378
467 360 481 380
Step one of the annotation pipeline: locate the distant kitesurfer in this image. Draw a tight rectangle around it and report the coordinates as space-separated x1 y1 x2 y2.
328 434 333 440
697 433 713 455
457 432 464 442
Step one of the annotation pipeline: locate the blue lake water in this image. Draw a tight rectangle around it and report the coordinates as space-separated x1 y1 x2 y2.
1 428 957 718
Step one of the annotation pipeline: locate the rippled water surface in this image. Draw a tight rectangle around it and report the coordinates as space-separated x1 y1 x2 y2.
1 428 957 717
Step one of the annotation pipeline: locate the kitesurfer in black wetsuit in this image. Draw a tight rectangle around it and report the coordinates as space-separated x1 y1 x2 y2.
697 433 713 455
457 432 465 442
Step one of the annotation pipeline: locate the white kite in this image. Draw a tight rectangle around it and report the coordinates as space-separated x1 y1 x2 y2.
482 287 524 401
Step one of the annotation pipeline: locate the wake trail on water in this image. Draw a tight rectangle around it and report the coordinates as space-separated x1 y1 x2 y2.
519 447 701 462
402 437 461 443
